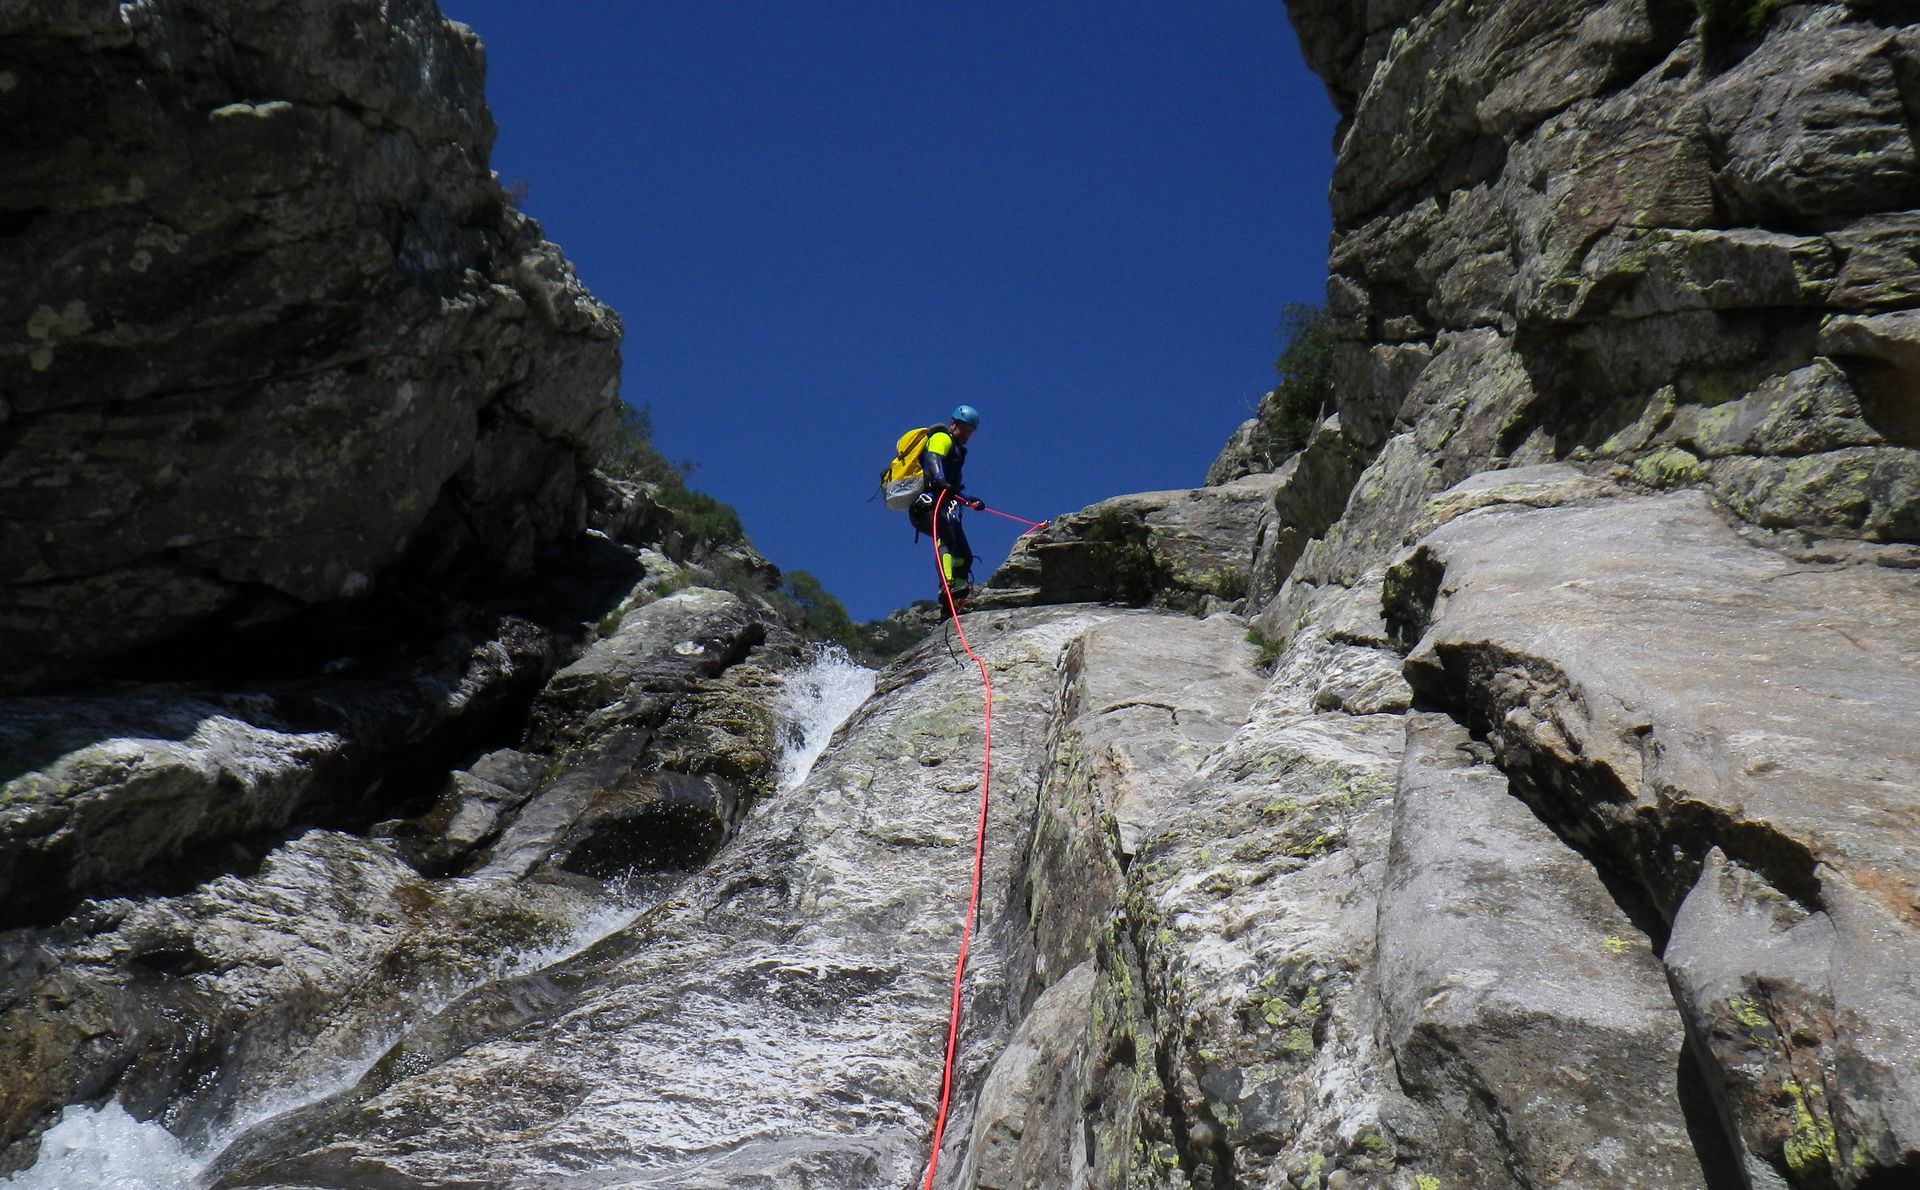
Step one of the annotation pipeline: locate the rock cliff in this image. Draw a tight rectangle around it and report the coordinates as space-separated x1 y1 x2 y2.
954 2 1920 1186
4 3 1919 1190
0 0 622 693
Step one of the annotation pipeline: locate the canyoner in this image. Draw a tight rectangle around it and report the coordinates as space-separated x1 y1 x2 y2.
890 405 987 613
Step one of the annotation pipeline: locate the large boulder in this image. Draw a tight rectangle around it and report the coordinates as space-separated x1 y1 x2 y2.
469 587 778 883
1281 0 1920 559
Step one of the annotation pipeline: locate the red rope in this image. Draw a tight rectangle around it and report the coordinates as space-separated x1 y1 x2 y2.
977 503 1049 533
920 490 994 1190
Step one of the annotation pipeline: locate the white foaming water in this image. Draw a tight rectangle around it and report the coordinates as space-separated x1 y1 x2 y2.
773 645 877 791
4 1103 199 1190
2 886 653 1190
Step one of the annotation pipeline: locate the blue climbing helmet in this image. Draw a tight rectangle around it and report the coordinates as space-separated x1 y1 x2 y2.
950 404 981 428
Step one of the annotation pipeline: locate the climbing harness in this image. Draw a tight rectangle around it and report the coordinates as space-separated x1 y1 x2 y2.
922 499 1049 668
919 488 995 1190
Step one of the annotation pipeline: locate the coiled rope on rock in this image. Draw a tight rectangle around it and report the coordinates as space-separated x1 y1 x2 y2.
919 489 995 1190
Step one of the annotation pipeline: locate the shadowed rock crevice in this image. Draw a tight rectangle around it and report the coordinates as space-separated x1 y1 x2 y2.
1398 635 1825 926
1679 1034 1752 1190
0 510 669 920
1856 1156 1920 1190
1367 485 1920 1187
1374 711 1716 1186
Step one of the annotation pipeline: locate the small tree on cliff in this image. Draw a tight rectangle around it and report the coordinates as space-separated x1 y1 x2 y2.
1257 303 1336 465
600 402 690 489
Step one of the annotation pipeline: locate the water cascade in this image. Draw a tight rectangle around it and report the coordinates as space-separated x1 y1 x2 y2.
773 645 878 791
3 647 877 1188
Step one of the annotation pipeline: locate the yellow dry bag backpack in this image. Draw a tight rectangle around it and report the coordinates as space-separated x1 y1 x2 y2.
879 426 936 511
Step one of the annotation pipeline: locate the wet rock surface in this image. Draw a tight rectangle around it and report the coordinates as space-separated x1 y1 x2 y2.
0 830 615 1167
208 607 1114 1189
0 609 566 929
6 486 1914 1188
0 560 817 1176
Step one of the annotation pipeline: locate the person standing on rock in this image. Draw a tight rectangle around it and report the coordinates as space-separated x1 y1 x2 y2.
910 405 985 610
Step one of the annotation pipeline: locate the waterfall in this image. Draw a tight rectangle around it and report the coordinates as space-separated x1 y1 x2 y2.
772 645 876 791
5 650 875 1188
1 893 649 1190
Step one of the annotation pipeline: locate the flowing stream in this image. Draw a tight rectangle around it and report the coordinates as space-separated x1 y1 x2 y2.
4 647 876 1189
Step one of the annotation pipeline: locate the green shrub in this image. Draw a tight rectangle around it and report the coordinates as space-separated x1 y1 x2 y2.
853 606 936 661
1245 627 1282 668
657 486 745 548
598 403 747 549
1260 304 1336 464
599 402 689 488
779 570 862 653
1085 509 1163 606
598 403 890 659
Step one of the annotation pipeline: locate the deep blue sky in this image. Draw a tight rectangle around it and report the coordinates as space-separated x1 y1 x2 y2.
438 1 1337 621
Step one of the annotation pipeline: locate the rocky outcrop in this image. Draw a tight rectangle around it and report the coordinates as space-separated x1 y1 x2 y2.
1377 713 1708 1187
0 830 617 1166
984 473 1285 612
0 598 583 930
1207 0 1920 616
940 467 1913 1188
0 0 622 692
1239 7 1920 1176
955 4 1920 1187
8 471 1915 1188
1388 485 1920 1187
0 4 671 1151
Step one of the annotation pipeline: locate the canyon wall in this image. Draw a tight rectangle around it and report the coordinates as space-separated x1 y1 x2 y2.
4 4 1919 1189
0 0 622 693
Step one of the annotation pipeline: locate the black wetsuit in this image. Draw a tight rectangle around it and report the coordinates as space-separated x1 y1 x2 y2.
907 426 973 595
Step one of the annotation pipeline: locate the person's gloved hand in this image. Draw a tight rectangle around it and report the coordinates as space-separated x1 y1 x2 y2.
965 496 985 511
